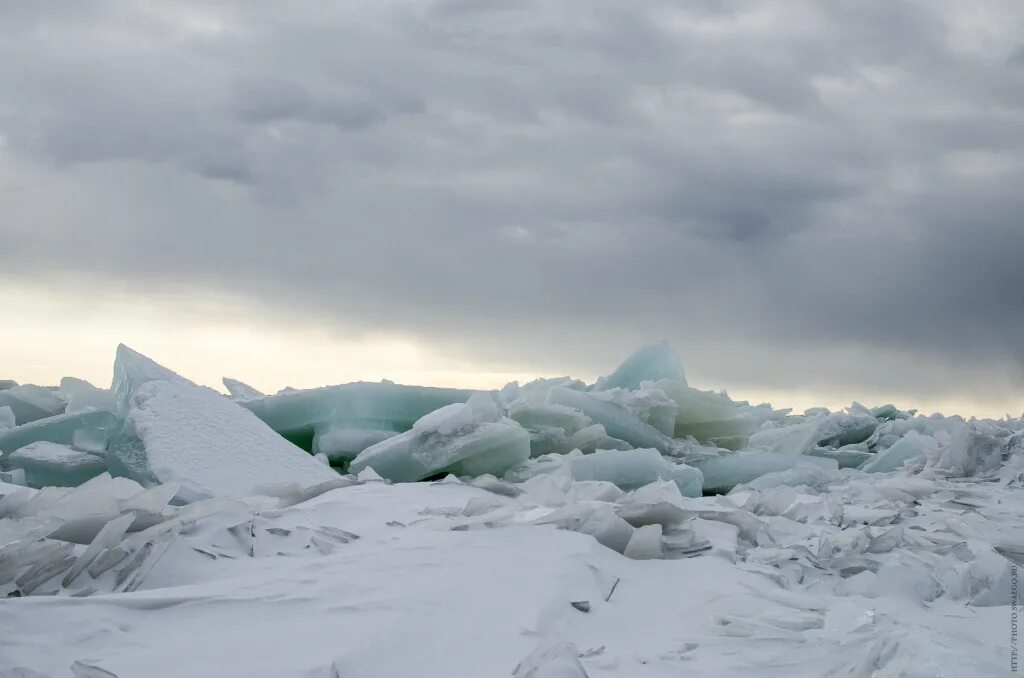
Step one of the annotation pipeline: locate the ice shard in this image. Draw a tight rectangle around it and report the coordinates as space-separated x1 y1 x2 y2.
507 402 591 435
58 377 116 416
239 381 478 451
815 412 878 447
110 343 193 414
349 394 530 482
61 512 136 588
653 379 758 448
564 424 632 453
508 448 703 497
695 452 838 494
620 388 678 436
0 385 65 426
578 504 634 553
105 345 338 499
506 401 597 457
599 340 687 390
312 426 397 463
0 406 14 431
748 418 823 455
807 445 873 469
128 379 339 500
860 431 936 473
624 523 664 559
569 448 703 496
222 377 265 400
546 386 684 456
6 442 106 488
0 410 118 455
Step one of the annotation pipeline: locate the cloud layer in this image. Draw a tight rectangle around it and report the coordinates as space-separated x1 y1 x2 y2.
2 1 1023 411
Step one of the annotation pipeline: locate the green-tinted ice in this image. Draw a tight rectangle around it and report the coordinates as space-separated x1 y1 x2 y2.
349 394 531 482
695 452 838 494
600 341 687 390
240 382 479 451
0 410 118 455
7 442 106 488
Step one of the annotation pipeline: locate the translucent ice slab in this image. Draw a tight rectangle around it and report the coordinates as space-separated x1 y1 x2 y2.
598 341 687 390
652 379 758 448
860 431 936 473
58 377 116 415
815 412 878 447
0 385 65 426
240 382 479 450
695 452 837 494
222 377 265 400
6 442 106 488
546 386 684 457
507 448 703 497
312 426 398 463
0 406 14 431
349 394 530 482
0 410 118 455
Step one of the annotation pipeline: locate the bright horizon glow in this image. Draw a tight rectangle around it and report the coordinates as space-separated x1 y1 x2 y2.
1 280 1019 420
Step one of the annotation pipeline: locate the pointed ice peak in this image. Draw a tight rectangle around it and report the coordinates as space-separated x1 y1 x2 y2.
111 344 193 414
222 377 265 400
601 340 687 391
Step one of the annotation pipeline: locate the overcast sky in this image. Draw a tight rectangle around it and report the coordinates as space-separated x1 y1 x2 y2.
2 1 1023 416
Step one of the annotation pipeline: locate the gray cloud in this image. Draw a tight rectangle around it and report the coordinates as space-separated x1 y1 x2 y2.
1 0 1023 409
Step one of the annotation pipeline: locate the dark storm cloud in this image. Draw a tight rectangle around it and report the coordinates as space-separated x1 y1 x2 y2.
1 0 1023 406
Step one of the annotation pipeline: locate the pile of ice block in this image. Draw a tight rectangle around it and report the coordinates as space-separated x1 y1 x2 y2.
2 340 1020 503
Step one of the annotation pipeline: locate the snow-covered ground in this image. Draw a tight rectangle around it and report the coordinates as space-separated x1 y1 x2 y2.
1 470 1017 676
1 342 1021 676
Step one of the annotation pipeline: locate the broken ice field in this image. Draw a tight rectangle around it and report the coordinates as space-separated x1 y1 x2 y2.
1 341 1022 676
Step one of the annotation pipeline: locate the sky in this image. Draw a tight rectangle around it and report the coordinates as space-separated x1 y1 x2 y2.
1 1 1023 418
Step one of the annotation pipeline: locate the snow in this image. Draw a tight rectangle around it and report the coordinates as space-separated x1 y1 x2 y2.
2 476 1015 676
